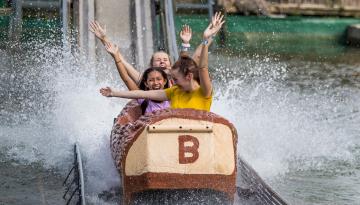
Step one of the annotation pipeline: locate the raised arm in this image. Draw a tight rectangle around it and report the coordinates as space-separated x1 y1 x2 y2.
89 21 109 45
198 43 212 98
90 20 142 83
179 25 192 56
100 87 168 102
192 42 211 66
198 12 225 98
192 12 224 65
105 42 139 90
118 55 142 84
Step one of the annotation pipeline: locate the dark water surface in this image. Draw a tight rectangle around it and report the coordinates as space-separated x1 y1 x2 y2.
0 152 63 205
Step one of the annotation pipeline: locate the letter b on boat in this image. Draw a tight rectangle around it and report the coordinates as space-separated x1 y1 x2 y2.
178 135 199 164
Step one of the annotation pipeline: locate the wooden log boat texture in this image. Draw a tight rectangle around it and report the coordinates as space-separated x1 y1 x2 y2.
110 100 237 205
110 100 288 205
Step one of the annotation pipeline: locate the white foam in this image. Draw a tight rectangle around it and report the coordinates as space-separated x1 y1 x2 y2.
2 41 360 203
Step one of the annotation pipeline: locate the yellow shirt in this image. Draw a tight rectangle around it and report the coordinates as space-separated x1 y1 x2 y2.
164 85 212 112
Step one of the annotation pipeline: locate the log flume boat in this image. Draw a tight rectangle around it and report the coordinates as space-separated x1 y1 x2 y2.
109 100 288 205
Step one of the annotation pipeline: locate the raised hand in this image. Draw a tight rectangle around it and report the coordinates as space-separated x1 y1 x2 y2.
100 87 113 97
105 42 119 57
89 21 107 41
203 12 225 40
180 24 192 44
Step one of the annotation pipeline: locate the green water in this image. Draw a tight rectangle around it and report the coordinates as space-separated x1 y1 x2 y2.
0 12 61 48
175 15 360 60
0 16 9 40
20 17 61 42
0 0 7 8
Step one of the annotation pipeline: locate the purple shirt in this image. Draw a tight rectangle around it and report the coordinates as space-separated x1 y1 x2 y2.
137 99 170 114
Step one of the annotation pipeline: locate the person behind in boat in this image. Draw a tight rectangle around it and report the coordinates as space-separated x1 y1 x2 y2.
96 24 193 114
92 23 192 89
103 42 170 114
91 23 193 114
90 20 171 80
99 14 225 112
89 13 220 84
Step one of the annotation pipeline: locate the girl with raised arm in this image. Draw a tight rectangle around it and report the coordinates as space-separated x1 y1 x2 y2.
100 14 225 112
104 42 170 114
89 13 222 84
90 21 172 83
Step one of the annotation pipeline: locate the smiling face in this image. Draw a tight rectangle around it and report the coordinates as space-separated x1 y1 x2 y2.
151 52 171 72
170 68 191 91
170 56 200 91
144 70 168 90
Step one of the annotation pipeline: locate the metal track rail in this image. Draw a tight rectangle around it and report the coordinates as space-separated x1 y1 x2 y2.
237 156 289 205
164 0 179 61
153 0 178 61
63 143 86 205
154 0 218 61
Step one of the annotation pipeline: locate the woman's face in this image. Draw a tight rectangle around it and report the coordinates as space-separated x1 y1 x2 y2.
170 69 190 91
152 52 171 71
145 70 167 90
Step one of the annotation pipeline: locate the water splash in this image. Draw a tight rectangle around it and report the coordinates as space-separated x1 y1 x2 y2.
1 40 360 204
212 54 359 174
211 54 360 204
0 39 125 198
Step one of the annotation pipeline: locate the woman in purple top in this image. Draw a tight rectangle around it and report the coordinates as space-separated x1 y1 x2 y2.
137 67 170 114
104 43 170 114
136 99 170 114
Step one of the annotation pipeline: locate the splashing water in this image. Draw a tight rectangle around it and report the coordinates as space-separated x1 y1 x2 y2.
211 53 360 204
1 37 360 205
1 39 125 203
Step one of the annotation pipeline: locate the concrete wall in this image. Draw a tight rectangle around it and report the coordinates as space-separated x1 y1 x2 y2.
77 0 95 60
76 0 155 72
132 0 155 70
94 0 133 65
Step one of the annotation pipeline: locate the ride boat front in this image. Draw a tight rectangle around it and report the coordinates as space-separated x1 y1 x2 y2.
110 100 238 205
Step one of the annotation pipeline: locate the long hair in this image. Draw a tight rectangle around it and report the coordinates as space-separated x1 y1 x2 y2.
138 67 170 91
171 55 200 83
138 67 169 114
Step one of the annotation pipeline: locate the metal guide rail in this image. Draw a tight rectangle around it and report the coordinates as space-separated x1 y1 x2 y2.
63 143 86 205
237 157 289 205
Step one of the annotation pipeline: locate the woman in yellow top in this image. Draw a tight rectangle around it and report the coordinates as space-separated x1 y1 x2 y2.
163 55 212 111
100 13 225 112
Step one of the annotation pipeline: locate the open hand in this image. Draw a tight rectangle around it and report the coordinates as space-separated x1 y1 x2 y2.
105 42 119 57
100 87 112 97
180 24 192 44
203 12 225 40
89 21 107 40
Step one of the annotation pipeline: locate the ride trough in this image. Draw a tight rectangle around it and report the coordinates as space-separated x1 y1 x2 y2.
109 100 288 205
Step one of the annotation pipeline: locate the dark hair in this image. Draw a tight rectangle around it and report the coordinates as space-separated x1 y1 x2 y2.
149 51 172 66
171 55 200 83
139 67 169 115
138 67 170 91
